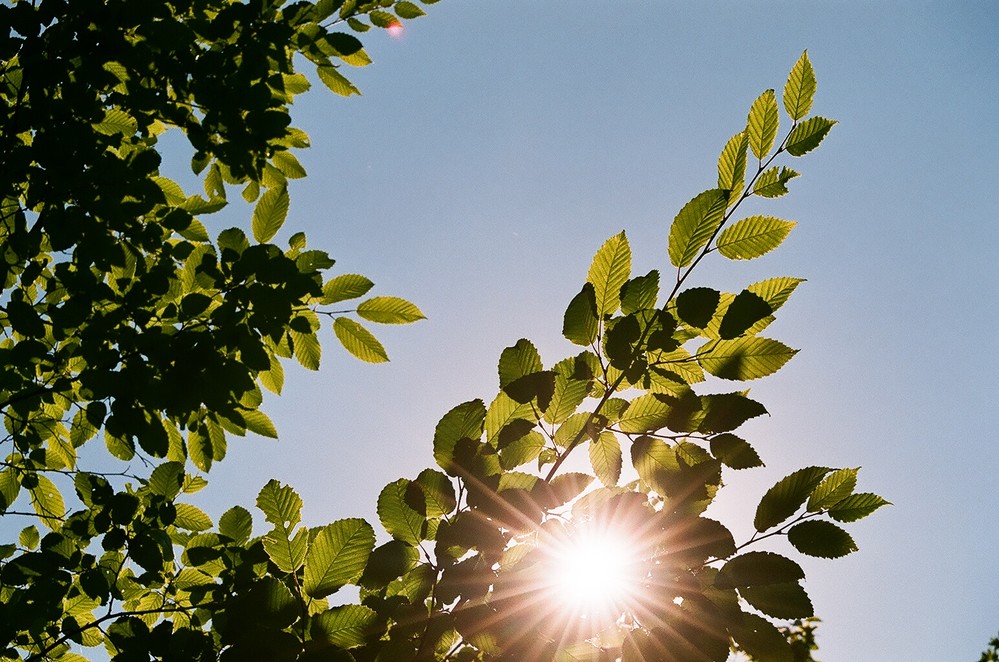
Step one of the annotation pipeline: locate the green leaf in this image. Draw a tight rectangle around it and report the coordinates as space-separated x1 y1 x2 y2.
378 479 426 546
747 277 804 313
0 470 19 511
747 89 780 159
716 551 805 589
499 431 545 470
219 506 253 544
19 525 38 550
787 520 858 558
147 462 185 499
31 474 65 528
544 371 590 425
562 283 599 346
807 467 858 511
549 472 594 506
256 479 303 529
586 231 631 317
716 216 796 260
589 431 622 487
304 518 375 598
242 409 278 438
323 274 374 303
668 189 729 269
410 468 457 518
827 493 891 522
259 353 285 395
252 185 290 243
631 435 679 496
92 108 137 136
740 582 813 619
263 526 310 574
717 131 748 202
618 394 671 434
317 64 361 96
173 503 213 531
717 291 773 340
754 467 831 532
369 10 399 28
498 339 544 389
312 605 377 648
357 296 425 324
291 330 321 370
273 150 307 179
333 317 389 363
783 51 817 120
752 166 800 198
433 400 486 476
729 612 793 662
709 433 763 470
698 337 798 380
620 270 660 315
786 116 836 156
698 393 768 433
675 287 720 329
394 1 425 19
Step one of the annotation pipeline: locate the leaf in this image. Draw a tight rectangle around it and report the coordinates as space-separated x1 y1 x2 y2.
263 526 310 574
562 283 599 346
92 108 137 136
242 409 278 438
729 612 793 662
716 552 805 589
30 474 64 528
717 291 773 339
699 393 768 433
369 10 399 28
333 317 389 363
740 582 813 619
173 503 213 531
589 431 622 487
586 231 631 317
433 400 486 476
544 371 590 425
549 472 594 506
754 466 831 532
498 339 543 389
716 216 796 260
378 479 426 546
317 64 361 96
356 296 425 324
783 51 817 120
620 270 660 315
259 353 285 395
394 1 425 19
312 605 377 648
256 479 303 529
752 166 800 198
19 525 38 550
827 493 892 522
618 394 671 434
323 274 374 304
787 520 858 558
786 116 836 156
0 470 19 511
147 462 184 499
698 337 798 380
410 469 457 518
219 506 253 544
252 185 290 243
709 433 763 469
668 189 729 268
304 518 375 598
675 287 720 329
807 467 858 511
746 277 804 313
499 431 545 470
291 330 321 370
747 89 780 159
631 435 679 496
717 131 748 202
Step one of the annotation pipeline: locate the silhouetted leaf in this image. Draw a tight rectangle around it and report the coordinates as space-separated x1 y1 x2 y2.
788 520 857 558
754 467 831 532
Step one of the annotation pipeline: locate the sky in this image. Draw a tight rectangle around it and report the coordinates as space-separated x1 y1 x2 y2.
187 3 999 660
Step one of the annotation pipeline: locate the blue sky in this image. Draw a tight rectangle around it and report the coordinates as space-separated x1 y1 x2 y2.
193 3 999 660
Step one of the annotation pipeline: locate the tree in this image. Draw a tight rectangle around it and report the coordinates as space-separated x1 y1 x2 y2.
1 1 888 660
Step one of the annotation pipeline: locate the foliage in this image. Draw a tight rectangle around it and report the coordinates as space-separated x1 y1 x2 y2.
0 1 888 659
981 632 999 662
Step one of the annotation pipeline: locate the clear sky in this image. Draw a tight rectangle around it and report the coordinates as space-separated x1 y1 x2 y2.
191 3 999 660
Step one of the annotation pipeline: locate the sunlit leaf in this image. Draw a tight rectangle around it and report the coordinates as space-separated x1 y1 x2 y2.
263 526 310 574
807 467 858 511
312 605 377 648
786 116 836 156
219 506 253 544
827 493 891 522
718 130 748 202
333 317 389 363
709 433 763 469
783 51 816 120
378 479 426 546
668 189 729 269
304 518 375 598
747 89 779 159
291 330 321 370
323 273 374 304
752 166 800 198
256 479 303 529
618 394 671 434
252 184 290 243
716 216 796 260
30 475 64 529
173 503 213 531
317 64 361 96
589 431 622 487
586 231 631 317
698 337 798 380
563 283 598 345
357 296 425 324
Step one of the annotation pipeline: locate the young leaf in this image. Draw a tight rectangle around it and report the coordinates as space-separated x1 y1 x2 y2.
323 274 374 304
668 189 728 269
787 520 858 558
394 1 426 19
752 166 800 198
827 493 892 522
717 131 748 202
378 479 426 546
242 409 278 439
783 51 817 121
747 277 804 312
356 296 425 324
807 467 858 511
562 283 598 346
317 64 361 96
698 337 798 381
586 231 631 317
754 467 831 532
786 116 836 156
498 339 543 389
543 371 590 425
30 475 64 529
256 479 304 529
747 89 780 159
291 330 321 370
252 184 290 243
333 317 389 363
304 518 376 598
618 394 672 434
716 216 796 260
589 431 622 487
263 526 310 574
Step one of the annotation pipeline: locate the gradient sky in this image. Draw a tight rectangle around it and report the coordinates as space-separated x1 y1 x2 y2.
186 3 999 660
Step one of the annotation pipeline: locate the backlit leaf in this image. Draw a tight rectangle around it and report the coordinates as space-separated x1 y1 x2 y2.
357 296 425 324
620 270 660 315
718 130 748 202
783 51 816 120
729 612 793 662
498 339 543 389
312 605 377 648
173 503 213 531
263 527 310 574
333 317 389 363
709 433 763 470
242 409 278 439
323 274 374 304
586 231 631 317
378 479 425 546
747 89 780 159
746 277 804 313
618 394 671 434
219 506 253 544
716 216 796 260
317 64 361 96
394 1 425 19
717 291 773 339
675 287 720 329
412 469 456 518
752 166 799 198
589 431 622 487
807 467 858 511
563 283 599 346
252 184 290 243
740 582 813 619
434 400 486 476
30 474 64 529
716 551 805 588
787 520 857 558
668 189 729 268
786 116 836 156
291 330 321 370
256 479 303 529
754 466 831 532
827 493 891 522
698 337 797 380
304 518 375 598
549 472 594 506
